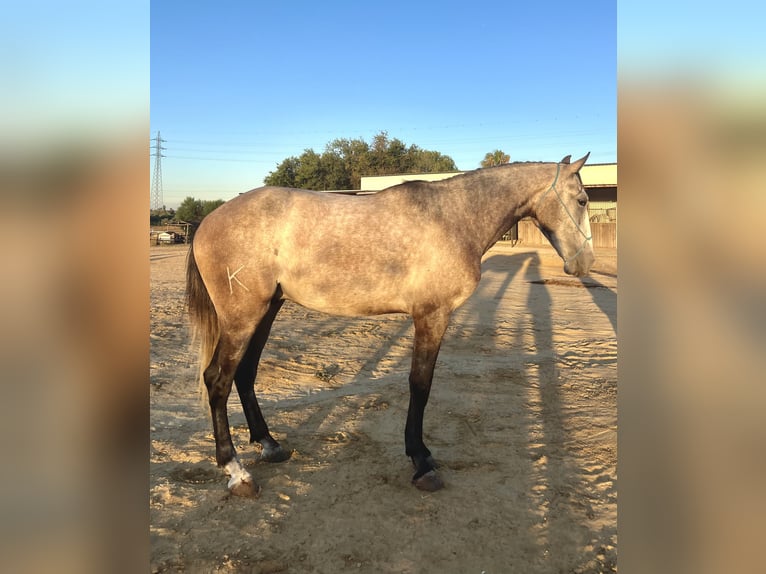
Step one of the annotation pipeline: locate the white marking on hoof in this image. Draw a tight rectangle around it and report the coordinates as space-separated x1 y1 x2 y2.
224 458 253 490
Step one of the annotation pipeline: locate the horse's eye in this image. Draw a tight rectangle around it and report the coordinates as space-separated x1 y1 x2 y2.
577 198 587 207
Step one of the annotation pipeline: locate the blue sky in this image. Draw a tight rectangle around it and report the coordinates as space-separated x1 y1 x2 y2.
151 1 616 208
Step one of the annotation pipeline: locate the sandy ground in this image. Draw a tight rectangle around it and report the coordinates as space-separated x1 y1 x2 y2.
150 242 617 573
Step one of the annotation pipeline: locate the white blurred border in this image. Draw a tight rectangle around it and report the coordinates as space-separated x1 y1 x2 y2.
619 2 766 573
0 3 149 573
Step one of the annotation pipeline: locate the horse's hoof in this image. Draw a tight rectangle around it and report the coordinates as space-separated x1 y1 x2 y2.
411 455 439 470
229 479 261 498
412 470 444 492
261 445 292 463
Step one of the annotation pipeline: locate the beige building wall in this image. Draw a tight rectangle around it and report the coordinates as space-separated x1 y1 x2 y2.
579 163 617 187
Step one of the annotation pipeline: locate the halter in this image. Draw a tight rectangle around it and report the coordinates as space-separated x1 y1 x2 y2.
537 163 592 263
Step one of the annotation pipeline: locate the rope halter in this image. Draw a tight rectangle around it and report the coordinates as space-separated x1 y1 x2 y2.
537 163 593 264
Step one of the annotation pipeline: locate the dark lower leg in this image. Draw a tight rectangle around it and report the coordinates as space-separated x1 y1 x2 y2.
405 383 436 478
234 299 290 462
404 309 450 490
235 383 290 461
204 360 238 467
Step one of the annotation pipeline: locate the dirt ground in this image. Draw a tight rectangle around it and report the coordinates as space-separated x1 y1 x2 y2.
150 242 617 573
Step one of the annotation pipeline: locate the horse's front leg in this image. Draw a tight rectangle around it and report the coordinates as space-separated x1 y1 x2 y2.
405 308 450 491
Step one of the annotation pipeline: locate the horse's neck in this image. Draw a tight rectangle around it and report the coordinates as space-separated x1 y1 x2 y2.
435 165 551 254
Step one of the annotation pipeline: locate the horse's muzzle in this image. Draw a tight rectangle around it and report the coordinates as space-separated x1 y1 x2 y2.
564 250 595 277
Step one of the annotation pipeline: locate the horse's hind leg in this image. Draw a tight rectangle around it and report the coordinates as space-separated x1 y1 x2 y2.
203 323 261 497
405 307 451 492
234 298 291 463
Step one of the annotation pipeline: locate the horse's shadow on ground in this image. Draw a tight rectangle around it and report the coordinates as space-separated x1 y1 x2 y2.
579 272 617 334
455 251 616 562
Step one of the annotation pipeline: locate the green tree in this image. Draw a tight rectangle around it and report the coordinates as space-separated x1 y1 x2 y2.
294 149 328 190
265 156 300 188
326 137 371 188
321 148 351 190
264 131 457 190
173 197 226 224
150 206 175 226
175 196 204 223
480 149 510 168
201 199 225 217
412 149 458 173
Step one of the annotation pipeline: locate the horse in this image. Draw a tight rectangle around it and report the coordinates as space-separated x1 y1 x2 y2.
185 153 594 496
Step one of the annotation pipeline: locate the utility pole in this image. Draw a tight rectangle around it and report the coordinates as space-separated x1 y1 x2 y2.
151 131 166 211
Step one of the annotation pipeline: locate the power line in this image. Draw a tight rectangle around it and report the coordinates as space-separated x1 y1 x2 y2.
164 155 275 163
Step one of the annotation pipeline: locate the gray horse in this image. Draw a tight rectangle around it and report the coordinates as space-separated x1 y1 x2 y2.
186 153 594 496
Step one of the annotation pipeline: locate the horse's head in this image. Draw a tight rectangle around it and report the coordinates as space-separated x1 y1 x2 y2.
533 153 595 277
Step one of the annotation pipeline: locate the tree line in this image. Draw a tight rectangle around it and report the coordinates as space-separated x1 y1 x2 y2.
150 197 225 226
264 131 459 190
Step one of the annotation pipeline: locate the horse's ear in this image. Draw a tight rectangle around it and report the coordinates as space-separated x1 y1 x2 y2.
560 155 571 164
570 152 590 172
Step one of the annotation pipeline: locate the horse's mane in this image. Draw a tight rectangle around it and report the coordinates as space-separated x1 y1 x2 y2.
377 161 551 195
469 160 548 171
426 161 549 183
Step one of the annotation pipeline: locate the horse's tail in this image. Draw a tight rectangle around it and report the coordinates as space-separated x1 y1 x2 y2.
186 241 218 410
